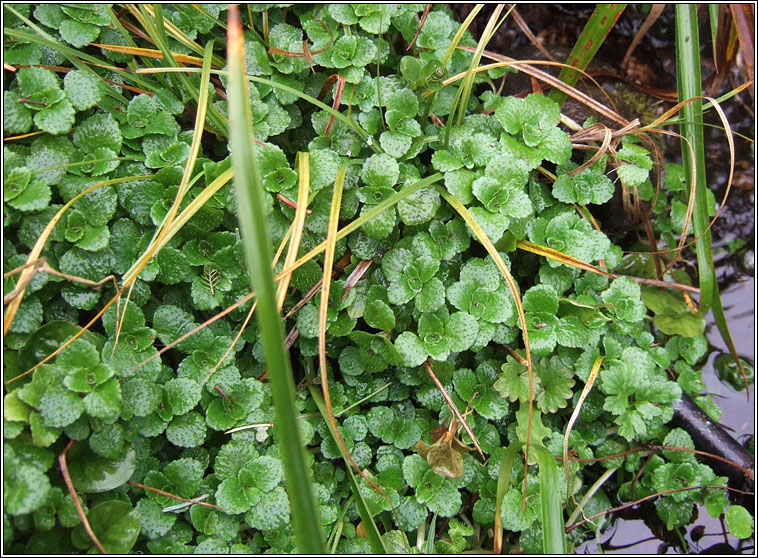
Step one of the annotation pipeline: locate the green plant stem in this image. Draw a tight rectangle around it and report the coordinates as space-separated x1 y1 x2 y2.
139 5 228 135
421 4 483 126
226 7 324 553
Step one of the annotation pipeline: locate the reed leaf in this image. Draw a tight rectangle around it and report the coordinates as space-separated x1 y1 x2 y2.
549 4 627 106
225 6 324 552
675 6 748 391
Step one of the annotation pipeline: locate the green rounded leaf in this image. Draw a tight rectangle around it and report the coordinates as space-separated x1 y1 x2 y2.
246 485 291 531
73 112 122 153
164 378 202 416
72 500 141 553
127 93 158 128
363 299 396 331
725 505 754 539
82 377 122 420
135 498 176 539
59 19 101 48
379 131 411 158
38 387 84 427
4 461 51 516
64 364 113 393
215 477 250 514
122 378 162 418
395 332 428 368
68 445 136 493
166 412 206 448
63 70 102 111
362 153 400 189
34 99 76 135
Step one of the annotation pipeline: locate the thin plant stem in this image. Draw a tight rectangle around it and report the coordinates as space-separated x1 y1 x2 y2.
59 441 106 554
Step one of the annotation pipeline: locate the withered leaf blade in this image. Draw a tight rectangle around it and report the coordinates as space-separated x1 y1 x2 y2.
427 440 464 479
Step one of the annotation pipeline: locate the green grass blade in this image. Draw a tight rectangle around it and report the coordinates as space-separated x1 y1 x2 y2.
247 76 375 149
421 4 483 125
225 7 325 553
423 512 438 554
494 442 523 553
120 40 219 286
548 4 627 105
279 173 444 277
675 7 749 395
709 5 720 63
532 445 568 554
131 65 376 147
675 5 714 314
565 467 617 527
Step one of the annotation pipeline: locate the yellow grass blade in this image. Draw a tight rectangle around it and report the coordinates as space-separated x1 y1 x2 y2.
434 184 535 508
114 39 217 349
121 168 234 286
276 153 312 310
563 356 604 508
515 240 613 277
317 164 398 520
90 43 209 66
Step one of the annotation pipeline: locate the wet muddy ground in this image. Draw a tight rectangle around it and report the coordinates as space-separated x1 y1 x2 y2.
449 4 755 553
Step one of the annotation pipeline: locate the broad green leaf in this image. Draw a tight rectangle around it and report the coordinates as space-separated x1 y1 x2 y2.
89 422 126 459
362 153 400 189
63 364 113 393
363 299 395 331
725 505 753 539
4 463 51 516
63 70 102 111
135 498 176 539
166 412 206 448
59 19 101 48
552 168 614 206
71 500 141 553
444 169 475 205
17 66 59 97
67 445 136 493
3 91 32 134
83 377 122 420
164 378 201 416
379 131 411 158
7 179 51 212
33 99 76 135
164 457 205 499
73 112 122 153
246 486 291 531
